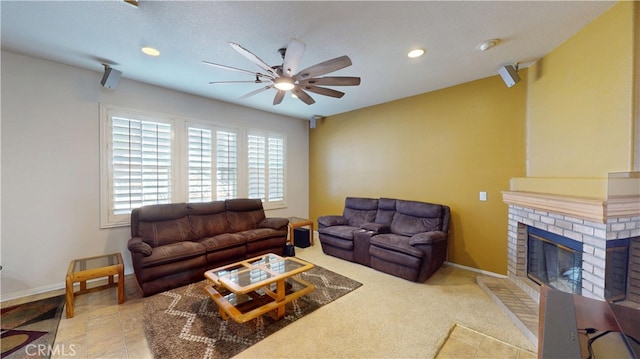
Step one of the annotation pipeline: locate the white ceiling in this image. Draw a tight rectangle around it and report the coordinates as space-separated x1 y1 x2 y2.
1 1 615 120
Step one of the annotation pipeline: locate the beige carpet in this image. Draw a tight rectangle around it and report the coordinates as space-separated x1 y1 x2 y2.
233 243 537 358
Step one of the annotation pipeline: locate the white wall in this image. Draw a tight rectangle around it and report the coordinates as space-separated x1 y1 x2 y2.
0 51 310 301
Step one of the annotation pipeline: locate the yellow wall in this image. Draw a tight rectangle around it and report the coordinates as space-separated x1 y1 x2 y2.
310 74 527 274
515 1 636 198
309 2 636 275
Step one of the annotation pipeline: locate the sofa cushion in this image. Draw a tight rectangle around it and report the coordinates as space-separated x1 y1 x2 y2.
390 200 442 236
343 197 378 227
140 216 193 247
370 233 425 258
259 217 289 230
237 228 287 242
198 232 246 251
226 198 266 232
139 241 206 268
375 198 396 226
139 203 189 221
319 225 360 241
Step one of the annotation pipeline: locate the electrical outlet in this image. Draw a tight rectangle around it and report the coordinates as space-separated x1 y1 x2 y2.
479 191 487 201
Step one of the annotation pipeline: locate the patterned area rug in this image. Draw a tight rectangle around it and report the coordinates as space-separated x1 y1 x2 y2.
144 265 362 359
1 295 66 359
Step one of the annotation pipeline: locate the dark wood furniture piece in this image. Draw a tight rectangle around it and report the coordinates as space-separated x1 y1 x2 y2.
538 286 639 359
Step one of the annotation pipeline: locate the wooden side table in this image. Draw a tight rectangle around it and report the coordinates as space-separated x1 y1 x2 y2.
288 217 315 246
65 252 124 318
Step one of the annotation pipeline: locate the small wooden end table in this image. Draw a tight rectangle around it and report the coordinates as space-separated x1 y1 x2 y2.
65 252 124 318
288 217 315 246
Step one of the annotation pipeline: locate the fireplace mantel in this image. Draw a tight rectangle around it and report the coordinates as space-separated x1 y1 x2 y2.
502 191 640 224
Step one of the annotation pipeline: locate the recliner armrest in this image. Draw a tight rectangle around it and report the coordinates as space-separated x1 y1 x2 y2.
409 231 447 245
360 222 390 234
317 215 348 227
128 237 152 256
259 217 289 230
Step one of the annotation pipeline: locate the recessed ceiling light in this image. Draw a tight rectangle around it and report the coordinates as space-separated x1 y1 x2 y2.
407 48 425 58
477 39 500 52
141 47 160 56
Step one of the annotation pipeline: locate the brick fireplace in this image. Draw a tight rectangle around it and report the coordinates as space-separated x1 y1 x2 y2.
503 190 640 304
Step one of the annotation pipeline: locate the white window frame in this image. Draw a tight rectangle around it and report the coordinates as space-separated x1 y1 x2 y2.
100 104 177 228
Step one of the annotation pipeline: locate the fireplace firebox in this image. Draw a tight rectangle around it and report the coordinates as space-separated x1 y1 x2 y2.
527 227 583 295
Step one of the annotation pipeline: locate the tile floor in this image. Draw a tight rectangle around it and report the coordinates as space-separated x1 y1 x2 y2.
435 325 537 359
51 276 151 358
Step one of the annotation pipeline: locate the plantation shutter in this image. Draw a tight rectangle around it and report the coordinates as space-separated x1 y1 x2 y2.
268 135 285 201
111 117 172 215
247 134 266 200
187 127 213 202
216 130 237 200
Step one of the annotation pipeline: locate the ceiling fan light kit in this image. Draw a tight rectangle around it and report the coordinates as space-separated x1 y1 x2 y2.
204 38 361 106
274 78 295 91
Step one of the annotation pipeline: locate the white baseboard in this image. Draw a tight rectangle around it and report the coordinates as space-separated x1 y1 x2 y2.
444 261 507 278
1 270 135 303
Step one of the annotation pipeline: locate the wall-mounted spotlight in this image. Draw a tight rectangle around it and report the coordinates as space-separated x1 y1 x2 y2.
499 63 521 88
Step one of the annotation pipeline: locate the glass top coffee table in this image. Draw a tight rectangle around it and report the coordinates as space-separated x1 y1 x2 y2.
204 253 315 323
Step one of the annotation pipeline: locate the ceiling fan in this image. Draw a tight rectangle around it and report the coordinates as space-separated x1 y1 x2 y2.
203 38 361 105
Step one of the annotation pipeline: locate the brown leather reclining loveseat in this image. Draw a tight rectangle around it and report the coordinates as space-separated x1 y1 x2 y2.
127 198 289 296
318 197 450 282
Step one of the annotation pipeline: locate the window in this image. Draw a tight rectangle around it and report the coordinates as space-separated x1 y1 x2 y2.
101 104 285 228
187 127 212 202
248 132 286 208
101 106 174 227
187 125 238 202
215 130 238 200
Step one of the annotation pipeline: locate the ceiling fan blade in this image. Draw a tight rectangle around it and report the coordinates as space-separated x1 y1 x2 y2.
209 80 263 84
299 76 361 86
291 87 316 105
273 90 285 105
282 38 305 77
239 85 272 99
294 55 352 81
302 85 345 98
202 61 272 79
229 42 279 78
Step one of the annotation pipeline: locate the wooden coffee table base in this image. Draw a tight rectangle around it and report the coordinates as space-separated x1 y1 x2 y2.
204 276 314 323
203 254 315 323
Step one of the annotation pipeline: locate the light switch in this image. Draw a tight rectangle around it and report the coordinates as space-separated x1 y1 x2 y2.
479 191 487 201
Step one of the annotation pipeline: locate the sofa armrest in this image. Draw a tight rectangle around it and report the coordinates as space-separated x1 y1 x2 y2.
128 237 152 256
259 217 289 230
409 231 447 246
317 215 348 227
360 222 390 234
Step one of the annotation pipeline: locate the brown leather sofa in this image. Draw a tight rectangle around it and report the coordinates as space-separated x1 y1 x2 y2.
318 197 450 282
127 198 288 296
